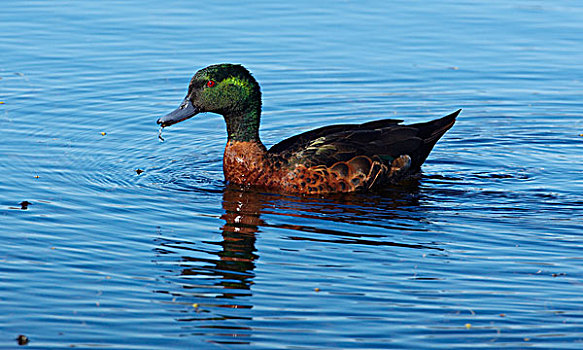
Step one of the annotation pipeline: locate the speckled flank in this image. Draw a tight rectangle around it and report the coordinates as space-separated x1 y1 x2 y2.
224 141 414 194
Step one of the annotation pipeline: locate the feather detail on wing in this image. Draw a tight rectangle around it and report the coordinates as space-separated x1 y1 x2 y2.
268 109 459 172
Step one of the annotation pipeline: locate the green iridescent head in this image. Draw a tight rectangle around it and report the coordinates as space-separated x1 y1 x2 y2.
158 63 262 142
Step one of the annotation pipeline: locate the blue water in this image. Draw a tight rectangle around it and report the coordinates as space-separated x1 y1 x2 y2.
1 1 583 349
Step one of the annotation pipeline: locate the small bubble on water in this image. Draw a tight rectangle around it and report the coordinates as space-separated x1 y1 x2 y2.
158 126 165 142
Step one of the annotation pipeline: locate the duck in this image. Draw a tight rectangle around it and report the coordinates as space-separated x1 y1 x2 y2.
157 63 460 195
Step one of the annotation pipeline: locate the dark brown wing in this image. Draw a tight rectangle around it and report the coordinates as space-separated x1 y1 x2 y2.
267 119 403 155
268 110 460 172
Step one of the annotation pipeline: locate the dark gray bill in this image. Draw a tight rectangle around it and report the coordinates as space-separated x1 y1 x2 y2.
157 98 199 127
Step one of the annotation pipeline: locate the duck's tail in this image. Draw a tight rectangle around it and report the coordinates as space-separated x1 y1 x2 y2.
409 109 460 171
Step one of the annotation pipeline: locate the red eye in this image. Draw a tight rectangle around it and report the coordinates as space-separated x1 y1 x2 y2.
206 80 216 88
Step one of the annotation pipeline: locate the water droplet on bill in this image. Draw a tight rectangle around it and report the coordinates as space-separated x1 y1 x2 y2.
158 126 165 142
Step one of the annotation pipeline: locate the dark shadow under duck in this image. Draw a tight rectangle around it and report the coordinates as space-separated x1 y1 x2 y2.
157 63 460 195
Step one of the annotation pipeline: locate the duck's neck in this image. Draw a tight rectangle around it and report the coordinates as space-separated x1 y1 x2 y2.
222 99 272 185
224 103 262 143
223 107 268 170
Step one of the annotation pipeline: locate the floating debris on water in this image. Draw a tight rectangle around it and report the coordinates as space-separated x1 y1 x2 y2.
16 334 29 345
158 126 165 142
135 169 144 175
8 201 32 210
192 303 201 313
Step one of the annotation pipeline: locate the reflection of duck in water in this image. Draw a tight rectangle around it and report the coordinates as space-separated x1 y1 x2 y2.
154 186 442 343
158 64 459 194
171 188 264 302
157 184 435 306
153 189 264 344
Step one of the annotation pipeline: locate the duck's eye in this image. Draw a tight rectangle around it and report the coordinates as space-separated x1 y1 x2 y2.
206 80 216 88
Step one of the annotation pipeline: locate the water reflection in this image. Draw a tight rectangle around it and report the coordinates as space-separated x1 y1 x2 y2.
154 188 265 344
182 188 262 302
257 180 440 249
155 182 438 344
